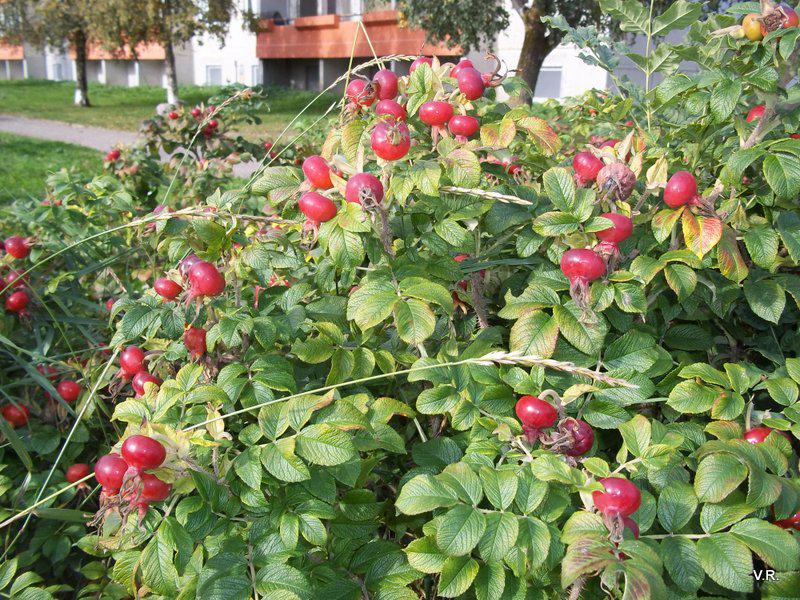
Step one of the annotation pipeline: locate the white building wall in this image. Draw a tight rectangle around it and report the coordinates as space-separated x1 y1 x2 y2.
469 0 609 101
191 1 260 86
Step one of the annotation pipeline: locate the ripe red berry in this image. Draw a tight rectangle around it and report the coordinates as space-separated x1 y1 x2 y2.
573 151 604 185
563 419 595 456
208 119 219 129
345 173 384 205
450 58 474 79
57 380 81 403
299 192 338 223
4 269 26 289
38 364 57 380
105 148 121 162
561 248 606 311
94 453 128 493
515 395 558 429
373 68 398 100
179 254 202 280
4 236 30 259
596 213 633 244
419 101 454 127
191 107 202 118
131 371 161 397
448 115 479 139
592 477 641 517
561 249 606 283
746 104 765 123
409 56 433 73
744 426 790 444
184 326 207 359
664 171 698 208
346 79 378 107
66 463 90 483
375 99 407 121
121 434 166 473
371 121 411 161
774 511 800 530
598 139 620 149
457 68 485 100
1 404 29 428
154 278 183 300
188 262 226 299
140 472 172 502
168 111 179 120
119 346 145 379
5 290 29 313
302 155 334 190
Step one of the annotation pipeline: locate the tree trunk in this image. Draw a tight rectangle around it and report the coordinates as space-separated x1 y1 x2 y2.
72 30 90 107
164 38 179 105
517 6 554 102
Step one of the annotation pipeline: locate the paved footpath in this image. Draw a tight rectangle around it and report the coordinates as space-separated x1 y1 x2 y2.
0 113 259 178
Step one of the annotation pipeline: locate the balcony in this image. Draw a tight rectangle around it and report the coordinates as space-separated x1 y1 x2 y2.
0 43 24 61
255 6 458 60
69 43 166 61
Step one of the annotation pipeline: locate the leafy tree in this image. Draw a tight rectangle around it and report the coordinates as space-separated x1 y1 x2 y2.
399 0 717 98
0 0 97 106
99 0 237 105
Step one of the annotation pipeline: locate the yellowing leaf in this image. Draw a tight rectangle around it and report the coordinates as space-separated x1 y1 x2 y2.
682 211 722 258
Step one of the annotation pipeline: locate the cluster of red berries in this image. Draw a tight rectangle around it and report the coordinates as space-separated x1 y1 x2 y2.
94 434 171 516
560 210 633 313
118 345 161 397
298 56 498 238
3 235 32 315
514 395 595 457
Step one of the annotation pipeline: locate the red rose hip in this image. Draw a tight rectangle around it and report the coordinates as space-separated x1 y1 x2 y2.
515 395 558 429
1 404 29 428
66 463 91 483
592 477 641 517
302 155 334 190
94 453 128 493
121 434 166 473
664 171 698 208
154 278 183 300
573 151 604 186
57 380 81 403
596 213 633 244
345 173 384 205
299 192 338 223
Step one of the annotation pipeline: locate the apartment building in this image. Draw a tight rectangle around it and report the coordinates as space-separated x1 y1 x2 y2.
254 0 458 89
0 0 621 103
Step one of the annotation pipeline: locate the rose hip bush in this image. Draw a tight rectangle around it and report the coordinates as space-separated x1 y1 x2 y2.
1 1 800 598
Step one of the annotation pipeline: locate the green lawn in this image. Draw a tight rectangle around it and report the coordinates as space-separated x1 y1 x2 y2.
0 80 337 138
0 132 102 201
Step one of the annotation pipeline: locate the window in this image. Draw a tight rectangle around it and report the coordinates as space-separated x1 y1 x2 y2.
534 67 562 99
299 0 317 16
206 65 223 86
251 64 262 86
